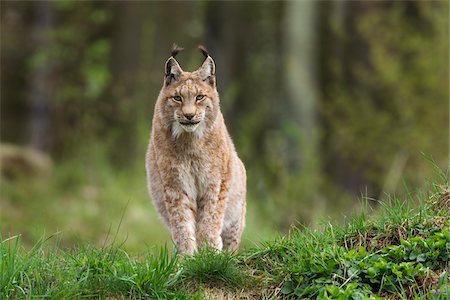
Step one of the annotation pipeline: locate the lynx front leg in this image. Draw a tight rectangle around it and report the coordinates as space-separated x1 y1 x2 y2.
196 182 227 250
165 189 197 255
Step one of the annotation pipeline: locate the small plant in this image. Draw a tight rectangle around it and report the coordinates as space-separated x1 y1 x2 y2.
431 271 449 300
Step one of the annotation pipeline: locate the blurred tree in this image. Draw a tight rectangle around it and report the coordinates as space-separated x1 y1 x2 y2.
202 1 297 226
27 1 55 152
103 2 143 165
1 2 34 145
318 1 449 199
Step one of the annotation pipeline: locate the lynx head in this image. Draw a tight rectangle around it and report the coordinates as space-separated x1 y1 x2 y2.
157 45 219 139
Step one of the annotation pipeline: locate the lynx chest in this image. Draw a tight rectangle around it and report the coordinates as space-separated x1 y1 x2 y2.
174 150 223 203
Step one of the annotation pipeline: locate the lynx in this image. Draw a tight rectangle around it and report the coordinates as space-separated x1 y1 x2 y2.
145 45 246 255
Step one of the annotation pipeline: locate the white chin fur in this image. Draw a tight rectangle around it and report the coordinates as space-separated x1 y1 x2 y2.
172 122 206 139
181 123 200 132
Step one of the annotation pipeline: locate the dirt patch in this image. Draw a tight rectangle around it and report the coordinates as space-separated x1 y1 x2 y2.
200 287 275 300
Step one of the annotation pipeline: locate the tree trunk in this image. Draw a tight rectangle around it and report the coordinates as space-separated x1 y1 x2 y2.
27 1 54 153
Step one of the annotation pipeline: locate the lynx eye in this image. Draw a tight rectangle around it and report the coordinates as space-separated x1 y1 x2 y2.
173 95 182 102
195 95 205 101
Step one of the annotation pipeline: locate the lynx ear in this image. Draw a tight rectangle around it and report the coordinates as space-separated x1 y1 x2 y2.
197 45 215 86
165 57 183 86
198 56 216 86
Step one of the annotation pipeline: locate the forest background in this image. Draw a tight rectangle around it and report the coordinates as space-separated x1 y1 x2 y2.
1 1 449 253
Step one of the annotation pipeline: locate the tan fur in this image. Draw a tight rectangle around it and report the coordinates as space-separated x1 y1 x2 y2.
146 49 246 255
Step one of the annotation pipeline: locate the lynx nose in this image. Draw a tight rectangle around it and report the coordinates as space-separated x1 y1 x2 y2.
184 113 195 120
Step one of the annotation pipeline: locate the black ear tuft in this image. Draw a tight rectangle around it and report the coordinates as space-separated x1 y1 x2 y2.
198 45 209 58
171 43 184 58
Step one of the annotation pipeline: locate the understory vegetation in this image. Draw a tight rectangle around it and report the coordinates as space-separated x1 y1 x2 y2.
2 3 448 298
1 175 449 299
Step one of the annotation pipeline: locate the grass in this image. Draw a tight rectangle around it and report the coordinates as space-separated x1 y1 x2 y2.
1 235 192 299
1 175 449 299
178 247 250 289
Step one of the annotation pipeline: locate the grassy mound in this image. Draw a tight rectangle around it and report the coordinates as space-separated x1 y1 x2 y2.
1 179 449 299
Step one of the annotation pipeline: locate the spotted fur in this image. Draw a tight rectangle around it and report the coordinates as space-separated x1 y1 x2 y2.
146 46 246 255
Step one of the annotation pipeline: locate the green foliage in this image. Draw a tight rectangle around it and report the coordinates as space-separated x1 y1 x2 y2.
242 178 450 299
82 39 110 99
264 229 450 299
1 178 449 299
